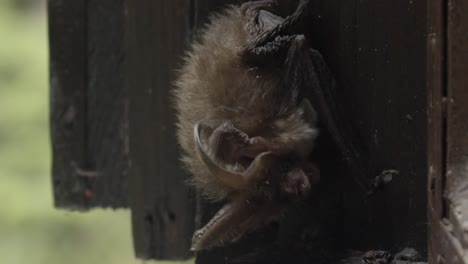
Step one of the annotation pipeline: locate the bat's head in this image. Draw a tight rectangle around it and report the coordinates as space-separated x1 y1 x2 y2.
191 99 320 251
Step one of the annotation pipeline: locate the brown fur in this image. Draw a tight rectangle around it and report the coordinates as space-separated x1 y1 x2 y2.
174 5 317 200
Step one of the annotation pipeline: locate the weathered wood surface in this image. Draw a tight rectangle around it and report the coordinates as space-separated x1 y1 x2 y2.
446 0 468 253
50 0 468 261
125 0 197 259
49 0 128 208
427 0 468 263
86 0 128 207
427 0 446 262
308 0 428 252
440 0 468 262
49 0 88 207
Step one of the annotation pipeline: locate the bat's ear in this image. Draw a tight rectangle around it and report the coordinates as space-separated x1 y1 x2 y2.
194 121 274 190
194 122 251 190
191 198 286 251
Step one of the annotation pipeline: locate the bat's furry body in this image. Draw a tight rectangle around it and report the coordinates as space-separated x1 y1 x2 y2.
173 0 397 254
175 6 317 200
174 0 323 250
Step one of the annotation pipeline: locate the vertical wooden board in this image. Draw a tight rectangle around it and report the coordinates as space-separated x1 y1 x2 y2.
428 0 468 262
49 0 128 209
426 0 447 262
49 0 89 208
446 0 468 254
309 0 428 251
125 0 196 259
427 0 445 227
86 0 128 207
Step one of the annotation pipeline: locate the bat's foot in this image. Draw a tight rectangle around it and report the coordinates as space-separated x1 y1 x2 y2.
242 0 311 51
393 248 425 264
362 248 425 264
366 170 399 196
363 250 392 264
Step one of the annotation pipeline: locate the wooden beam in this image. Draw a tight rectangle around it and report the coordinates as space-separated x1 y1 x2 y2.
428 0 468 262
125 0 196 259
85 0 128 207
49 0 90 207
49 0 128 209
446 0 468 259
427 0 447 262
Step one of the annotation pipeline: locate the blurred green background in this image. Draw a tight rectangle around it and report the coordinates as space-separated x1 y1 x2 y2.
0 1 191 263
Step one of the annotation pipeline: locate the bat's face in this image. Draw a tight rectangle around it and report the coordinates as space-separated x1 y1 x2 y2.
192 99 320 250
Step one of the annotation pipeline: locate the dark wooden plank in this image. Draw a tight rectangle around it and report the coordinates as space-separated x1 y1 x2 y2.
125 0 196 259
49 0 90 208
427 0 468 262
426 0 447 262
49 0 128 209
427 0 445 230
309 0 428 252
86 0 128 207
445 0 468 257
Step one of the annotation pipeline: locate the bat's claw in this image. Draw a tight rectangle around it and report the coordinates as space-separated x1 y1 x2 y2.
393 248 424 264
366 170 399 196
362 248 426 264
363 250 392 264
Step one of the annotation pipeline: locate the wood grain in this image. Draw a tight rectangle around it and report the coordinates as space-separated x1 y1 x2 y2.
49 0 128 209
86 0 128 207
49 0 90 208
427 0 447 262
308 0 428 252
125 0 196 259
446 0 468 258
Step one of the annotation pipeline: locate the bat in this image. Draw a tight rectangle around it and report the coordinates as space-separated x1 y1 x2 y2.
174 0 370 251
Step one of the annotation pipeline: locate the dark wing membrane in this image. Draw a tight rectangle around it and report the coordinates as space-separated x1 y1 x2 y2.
301 48 370 191
241 0 371 191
